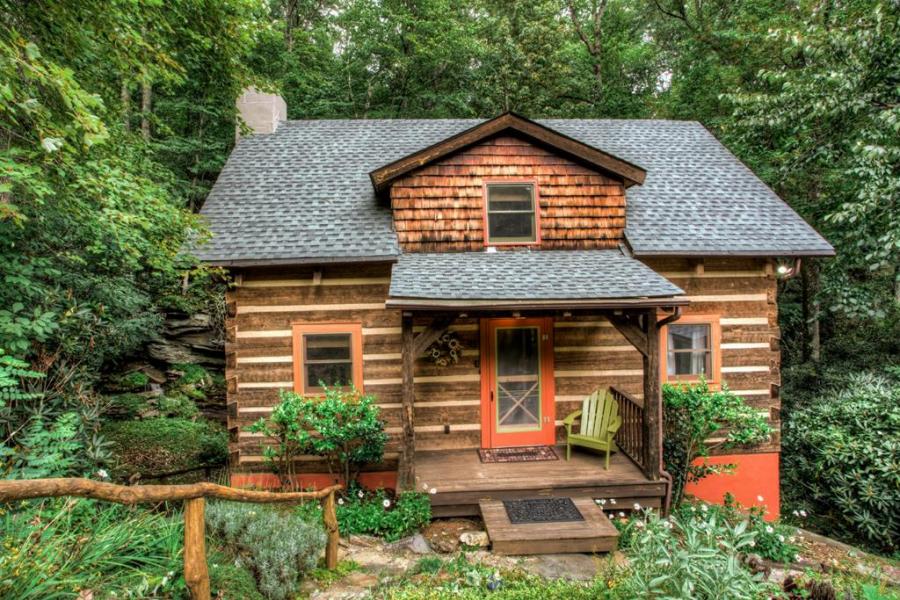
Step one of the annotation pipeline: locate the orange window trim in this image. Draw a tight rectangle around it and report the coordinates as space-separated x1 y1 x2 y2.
482 179 542 247
291 322 364 395
659 314 722 386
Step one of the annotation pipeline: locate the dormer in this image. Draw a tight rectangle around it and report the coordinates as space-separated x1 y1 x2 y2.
370 113 646 252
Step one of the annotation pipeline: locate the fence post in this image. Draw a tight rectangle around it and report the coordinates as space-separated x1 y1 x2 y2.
322 490 339 569
184 497 211 600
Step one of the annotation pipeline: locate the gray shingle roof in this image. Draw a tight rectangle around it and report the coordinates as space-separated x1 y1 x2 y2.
196 118 833 265
388 250 684 306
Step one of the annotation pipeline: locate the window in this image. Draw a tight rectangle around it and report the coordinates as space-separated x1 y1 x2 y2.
661 316 721 383
291 323 363 394
484 182 538 245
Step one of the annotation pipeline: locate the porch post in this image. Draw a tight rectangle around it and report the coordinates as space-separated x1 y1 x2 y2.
642 310 662 480
398 313 416 490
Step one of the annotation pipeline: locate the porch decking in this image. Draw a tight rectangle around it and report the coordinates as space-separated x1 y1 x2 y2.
417 446 666 517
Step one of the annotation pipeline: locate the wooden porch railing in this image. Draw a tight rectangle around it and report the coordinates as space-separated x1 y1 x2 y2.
0 479 342 600
611 386 646 473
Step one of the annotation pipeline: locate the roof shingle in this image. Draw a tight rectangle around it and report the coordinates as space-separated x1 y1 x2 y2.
196 118 833 264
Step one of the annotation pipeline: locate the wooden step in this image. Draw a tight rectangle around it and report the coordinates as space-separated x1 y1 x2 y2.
479 496 619 555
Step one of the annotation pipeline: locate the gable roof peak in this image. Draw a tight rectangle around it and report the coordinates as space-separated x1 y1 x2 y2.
369 112 647 194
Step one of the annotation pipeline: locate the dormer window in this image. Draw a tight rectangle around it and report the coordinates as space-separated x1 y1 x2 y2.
484 182 539 245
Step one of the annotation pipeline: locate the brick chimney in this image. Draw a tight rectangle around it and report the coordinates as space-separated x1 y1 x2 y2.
236 87 287 139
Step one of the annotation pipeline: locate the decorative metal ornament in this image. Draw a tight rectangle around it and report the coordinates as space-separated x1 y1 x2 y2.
426 331 464 367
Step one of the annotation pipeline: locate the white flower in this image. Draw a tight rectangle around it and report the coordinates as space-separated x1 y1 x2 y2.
777 535 785 542
749 540 756 547
757 495 764 502
635 521 645 529
358 490 365 498
618 512 625 518
789 536 797 543
633 503 642 511
429 487 437 495
423 482 429 490
96 469 109 480
382 499 391 508
700 504 708 512
799 510 807 518
598 498 607 505
765 526 774 534
792 510 799 517
609 498 616 505
338 498 345 505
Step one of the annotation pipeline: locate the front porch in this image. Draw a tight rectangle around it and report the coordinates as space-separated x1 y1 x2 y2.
418 442 667 518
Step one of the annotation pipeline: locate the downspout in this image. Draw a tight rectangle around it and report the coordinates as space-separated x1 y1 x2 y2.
656 306 682 515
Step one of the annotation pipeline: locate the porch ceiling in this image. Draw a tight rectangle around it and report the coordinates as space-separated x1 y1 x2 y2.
387 249 686 310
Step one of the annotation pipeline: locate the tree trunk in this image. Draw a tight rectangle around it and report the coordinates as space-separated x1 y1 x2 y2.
141 74 152 140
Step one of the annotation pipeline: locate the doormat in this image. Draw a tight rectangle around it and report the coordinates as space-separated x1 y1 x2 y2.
502 497 585 524
478 446 558 463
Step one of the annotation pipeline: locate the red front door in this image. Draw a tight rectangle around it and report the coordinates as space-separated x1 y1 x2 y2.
480 318 556 448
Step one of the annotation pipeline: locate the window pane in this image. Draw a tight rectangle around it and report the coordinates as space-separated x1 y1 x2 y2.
488 212 534 240
487 184 535 242
668 324 710 351
495 327 541 430
305 334 351 361
305 362 352 389
668 351 711 376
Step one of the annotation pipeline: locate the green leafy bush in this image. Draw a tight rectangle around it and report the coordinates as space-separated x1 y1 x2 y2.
206 501 326 600
0 499 184 599
782 373 899 552
297 488 432 542
663 379 772 504
673 497 800 563
248 386 388 485
103 417 226 479
613 508 776 599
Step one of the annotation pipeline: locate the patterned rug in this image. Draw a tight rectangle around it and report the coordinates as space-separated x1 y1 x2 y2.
503 498 585 524
478 445 558 463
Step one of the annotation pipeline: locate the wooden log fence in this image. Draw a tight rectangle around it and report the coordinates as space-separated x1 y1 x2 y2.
0 478 342 600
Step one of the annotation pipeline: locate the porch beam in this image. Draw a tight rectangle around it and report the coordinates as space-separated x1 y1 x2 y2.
608 313 649 356
398 313 457 491
642 310 662 480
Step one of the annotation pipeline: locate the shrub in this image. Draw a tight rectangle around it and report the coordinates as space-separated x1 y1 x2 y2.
613 508 776 599
673 496 800 563
248 386 388 485
103 417 226 479
663 379 772 505
297 487 432 542
0 499 184 599
782 373 899 552
205 501 326 600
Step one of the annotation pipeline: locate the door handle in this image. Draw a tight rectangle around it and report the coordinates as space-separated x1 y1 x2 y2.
490 390 495 403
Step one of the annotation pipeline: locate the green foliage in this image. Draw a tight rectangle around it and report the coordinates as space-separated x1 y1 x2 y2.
309 559 361 586
205 501 326 600
248 386 388 485
103 417 226 479
672 497 800 564
297 488 432 542
0 349 43 409
612 507 776 599
109 371 150 392
782 373 900 552
663 379 773 505
0 499 184 599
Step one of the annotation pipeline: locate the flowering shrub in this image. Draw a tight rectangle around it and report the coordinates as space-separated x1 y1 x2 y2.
782 373 899 552
663 379 772 505
612 507 777 599
206 501 325 600
247 386 388 486
297 486 431 542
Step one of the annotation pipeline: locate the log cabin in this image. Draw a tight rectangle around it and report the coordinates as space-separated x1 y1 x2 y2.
196 90 833 534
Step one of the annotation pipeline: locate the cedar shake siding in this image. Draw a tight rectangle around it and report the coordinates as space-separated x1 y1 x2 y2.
225 257 781 474
389 136 627 252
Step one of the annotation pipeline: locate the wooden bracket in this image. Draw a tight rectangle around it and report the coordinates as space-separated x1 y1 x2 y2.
412 315 456 357
608 312 649 356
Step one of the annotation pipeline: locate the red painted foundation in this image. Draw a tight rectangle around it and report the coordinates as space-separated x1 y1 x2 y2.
230 471 398 491
683 452 780 520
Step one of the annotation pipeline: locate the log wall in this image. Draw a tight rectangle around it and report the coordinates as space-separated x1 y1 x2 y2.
389 135 626 252
226 257 781 474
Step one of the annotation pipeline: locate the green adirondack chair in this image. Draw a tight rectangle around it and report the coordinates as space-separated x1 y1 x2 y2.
562 388 623 469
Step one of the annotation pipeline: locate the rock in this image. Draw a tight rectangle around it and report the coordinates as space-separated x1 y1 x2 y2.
423 518 482 554
346 534 382 548
459 531 489 548
390 534 432 555
342 572 379 588
521 554 600 581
